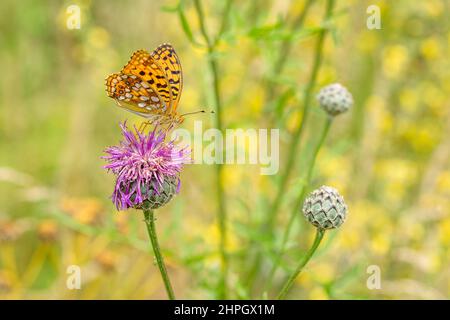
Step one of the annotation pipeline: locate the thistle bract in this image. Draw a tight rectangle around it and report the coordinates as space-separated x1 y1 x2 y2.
103 122 190 210
139 175 179 210
302 186 347 229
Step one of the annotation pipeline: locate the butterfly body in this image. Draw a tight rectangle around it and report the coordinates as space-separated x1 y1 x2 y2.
105 44 184 126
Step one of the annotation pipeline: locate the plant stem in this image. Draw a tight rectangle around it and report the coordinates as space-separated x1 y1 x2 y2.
249 0 335 289
268 0 314 96
277 228 325 300
275 0 314 72
143 209 175 300
211 54 228 299
267 0 335 229
194 0 232 299
265 117 332 293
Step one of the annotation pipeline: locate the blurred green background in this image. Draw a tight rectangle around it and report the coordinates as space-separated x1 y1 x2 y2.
0 0 449 299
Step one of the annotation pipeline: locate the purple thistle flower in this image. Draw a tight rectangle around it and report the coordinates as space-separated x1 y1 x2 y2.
103 122 191 210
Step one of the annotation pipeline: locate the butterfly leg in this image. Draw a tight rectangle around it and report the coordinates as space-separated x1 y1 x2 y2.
114 99 123 108
138 121 151 133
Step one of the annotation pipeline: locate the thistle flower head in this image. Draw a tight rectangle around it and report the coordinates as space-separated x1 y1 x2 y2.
103 122 191 210
302 186 347 230
316 83 353 116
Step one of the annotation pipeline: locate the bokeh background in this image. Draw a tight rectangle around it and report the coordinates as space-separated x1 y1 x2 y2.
0 0 449 299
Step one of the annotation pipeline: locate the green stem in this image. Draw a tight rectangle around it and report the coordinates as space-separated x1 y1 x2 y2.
194 0 232 299
249 0 335 289
265 117 333 293
272 0 314 78
214 0 234 47
277 228 325 300
267 0 335 229
143 209 175 300
266 0 314 101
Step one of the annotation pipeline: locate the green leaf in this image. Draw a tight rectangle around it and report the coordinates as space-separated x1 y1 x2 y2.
247 22 283 39
160 4 180 13
178 7 196 44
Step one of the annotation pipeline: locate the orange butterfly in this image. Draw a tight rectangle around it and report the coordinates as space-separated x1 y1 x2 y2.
105 44 184 126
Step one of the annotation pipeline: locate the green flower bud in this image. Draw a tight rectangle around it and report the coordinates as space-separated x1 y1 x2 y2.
139 176 179 210
303 186 347 230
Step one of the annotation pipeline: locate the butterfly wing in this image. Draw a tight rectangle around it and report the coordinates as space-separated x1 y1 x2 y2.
105 72 168 118
151 44 183 114
121 50 173 112
105 45 184 125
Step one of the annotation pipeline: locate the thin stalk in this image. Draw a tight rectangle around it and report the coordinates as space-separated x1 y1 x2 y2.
277 228 325 300
271 0 314 83
267 0 335 229
193 0 232 299
265 0 314 116
214 0 234 47
249 0 335 288
211 55 228 299
143 209 175 300
265 117 332 292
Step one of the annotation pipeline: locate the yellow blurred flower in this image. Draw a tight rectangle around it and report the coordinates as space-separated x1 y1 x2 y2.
113 213 129 235
0 220 24 242
399 88 419 113
420 37 442 60
94 250 118 273
428 252 441 273
400 122 439 154
437 171 450 194
401 220 425 243
61 197 104 225
370 213 394 237
338 230 361 250
319 151 350 193
196 220 240 268
204 223 239 253
357 31 379 53
222 166 244 191
248 86 265 114
366 95 392 133
382 45 409 79
310 262 335 284
438 218 450 246
376 159 418 204
371 233 390 255
296 270 313 287
37 220 59 242
423 0 444 17
88 27 110 49
421 83 447 117
317 65 336 85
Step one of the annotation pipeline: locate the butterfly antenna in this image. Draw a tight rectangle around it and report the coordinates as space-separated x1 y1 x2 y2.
181 110 215 117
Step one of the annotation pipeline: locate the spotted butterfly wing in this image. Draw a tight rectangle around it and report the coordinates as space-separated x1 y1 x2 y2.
151 44 183 114
105 73 167 118
105 44 183 124
120 49 172 112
